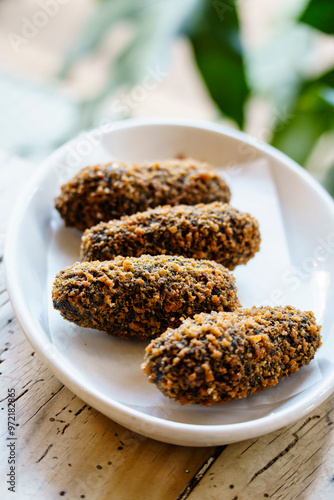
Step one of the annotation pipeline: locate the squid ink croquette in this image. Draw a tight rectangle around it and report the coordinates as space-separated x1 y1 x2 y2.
142 306 322 405
52 255 240 339
80 202 261 270
55 158 231 231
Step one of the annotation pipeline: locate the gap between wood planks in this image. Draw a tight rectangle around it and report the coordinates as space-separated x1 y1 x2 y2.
249 415 321 484
176 446 227 500
173 412 329 499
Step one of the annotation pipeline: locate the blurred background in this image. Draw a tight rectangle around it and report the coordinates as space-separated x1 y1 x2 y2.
0 0 333 192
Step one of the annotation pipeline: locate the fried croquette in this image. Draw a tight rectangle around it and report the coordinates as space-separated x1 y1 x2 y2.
52 255 240 339
55 158 231 231
80 202 261 270
142 306 322 405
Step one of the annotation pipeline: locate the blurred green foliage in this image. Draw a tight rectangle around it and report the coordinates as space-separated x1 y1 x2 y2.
299 0 334 34
61 0 247 126
279 0 334 194
61 0 334 193
188 1 249 127
271 68 334 166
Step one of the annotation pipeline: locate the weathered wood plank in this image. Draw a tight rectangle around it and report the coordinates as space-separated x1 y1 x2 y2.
1 328 214 500
186 397 334 500
16 388 214 500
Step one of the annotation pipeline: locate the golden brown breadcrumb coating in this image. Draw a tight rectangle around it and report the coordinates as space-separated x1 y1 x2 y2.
142 306 322 405
55 158 231 231
52 255 240 339
80 202 261 270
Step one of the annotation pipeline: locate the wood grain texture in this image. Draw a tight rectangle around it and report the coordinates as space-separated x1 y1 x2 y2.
15 386 215 500
0 314 215 500
185 398 334 500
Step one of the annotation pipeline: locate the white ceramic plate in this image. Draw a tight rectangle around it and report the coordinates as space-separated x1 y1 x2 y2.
5 118 334 447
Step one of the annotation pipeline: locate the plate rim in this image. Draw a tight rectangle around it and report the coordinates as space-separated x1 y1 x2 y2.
5 117 334 446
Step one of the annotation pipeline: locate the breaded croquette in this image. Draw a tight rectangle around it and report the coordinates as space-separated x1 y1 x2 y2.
52 255 240 339
142 306 322 405
80 202 261 270
55 158 231 231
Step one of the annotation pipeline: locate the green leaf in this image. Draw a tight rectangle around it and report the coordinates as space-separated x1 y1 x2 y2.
299 0 334 34
271 109 333 166
322 162 334 197
271 71 334 165
186 0 249 128
318 68 334 87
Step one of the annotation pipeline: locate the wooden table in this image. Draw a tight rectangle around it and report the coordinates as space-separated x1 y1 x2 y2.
0 153 334 500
